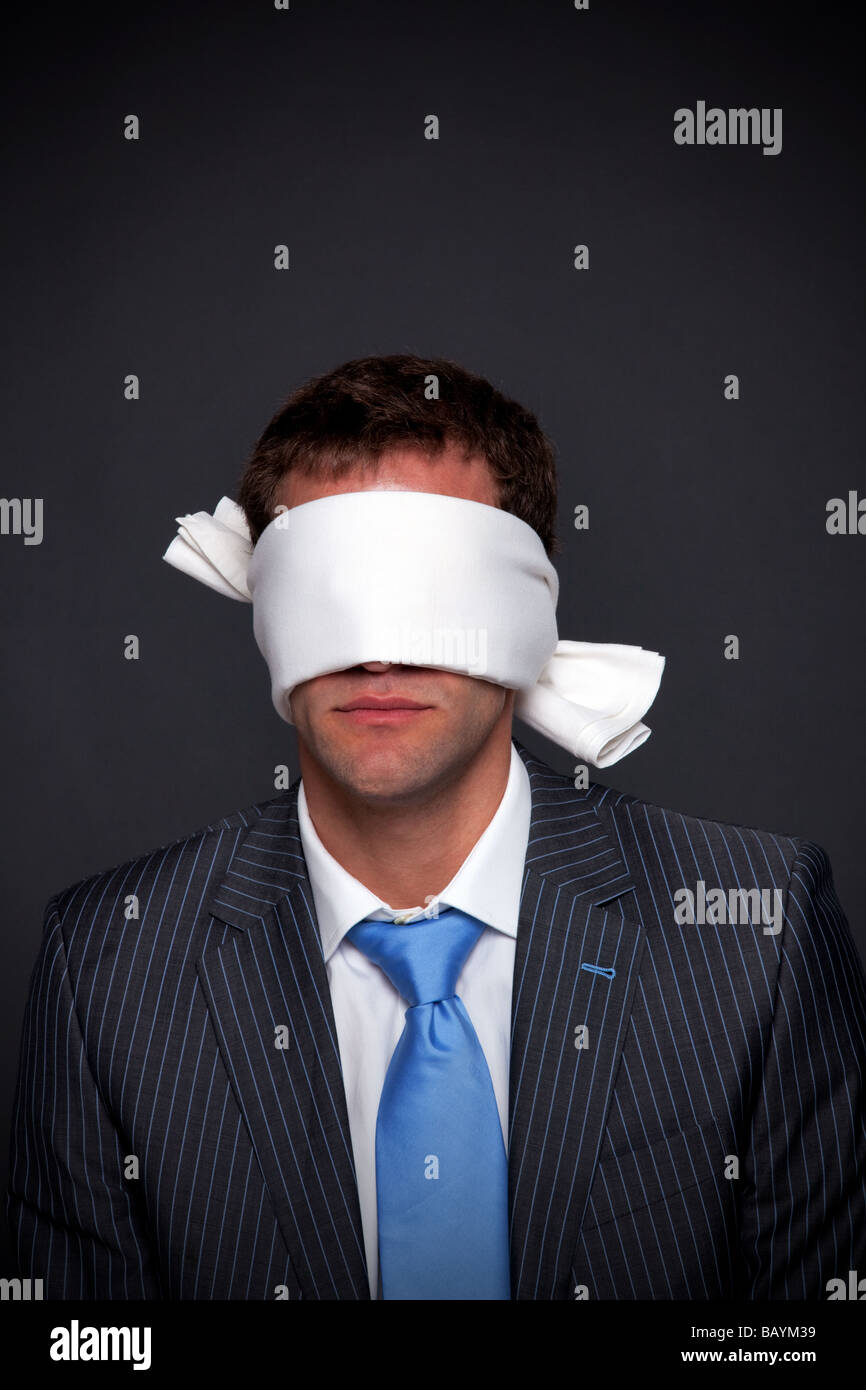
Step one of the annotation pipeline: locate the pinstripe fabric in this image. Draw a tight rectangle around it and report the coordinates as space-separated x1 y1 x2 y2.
7 740 866 1299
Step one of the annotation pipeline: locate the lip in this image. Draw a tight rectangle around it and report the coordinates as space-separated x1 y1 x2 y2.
335 694 434 725
338 707 431 724
338 696 431 711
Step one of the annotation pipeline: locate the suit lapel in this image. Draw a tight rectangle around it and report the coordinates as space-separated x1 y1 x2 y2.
196 798 369 1299
195 739 647 1302
508 742 648 1299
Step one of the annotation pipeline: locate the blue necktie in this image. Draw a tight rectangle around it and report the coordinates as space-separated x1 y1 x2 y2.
346 907 511 1300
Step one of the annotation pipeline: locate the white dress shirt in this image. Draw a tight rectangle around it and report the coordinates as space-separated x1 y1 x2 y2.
295 739 531 1299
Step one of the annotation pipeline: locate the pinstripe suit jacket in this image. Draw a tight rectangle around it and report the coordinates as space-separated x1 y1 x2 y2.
8 739 866 1299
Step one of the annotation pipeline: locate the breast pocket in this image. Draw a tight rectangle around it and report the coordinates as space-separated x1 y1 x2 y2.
580 1115 728 1234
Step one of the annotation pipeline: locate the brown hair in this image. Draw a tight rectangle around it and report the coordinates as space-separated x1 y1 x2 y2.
235 354 560 557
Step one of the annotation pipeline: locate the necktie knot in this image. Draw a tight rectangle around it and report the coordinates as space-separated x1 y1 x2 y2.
346 907 486 1007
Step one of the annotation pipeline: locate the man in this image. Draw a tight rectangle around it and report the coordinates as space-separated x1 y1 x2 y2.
8 355 866 1299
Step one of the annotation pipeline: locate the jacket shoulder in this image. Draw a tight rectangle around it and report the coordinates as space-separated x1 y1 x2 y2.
592 779 813 886
43 788 292 938
518 739 808 862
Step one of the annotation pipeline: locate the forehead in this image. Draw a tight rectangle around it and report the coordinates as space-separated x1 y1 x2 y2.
273 443 499 511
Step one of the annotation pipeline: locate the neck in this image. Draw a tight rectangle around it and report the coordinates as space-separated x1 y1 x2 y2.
298 727 514 908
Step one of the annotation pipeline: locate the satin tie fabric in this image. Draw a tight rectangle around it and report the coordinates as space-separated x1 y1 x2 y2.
345 908 511 1300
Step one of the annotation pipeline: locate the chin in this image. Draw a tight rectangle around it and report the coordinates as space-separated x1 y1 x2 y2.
334 732 458 800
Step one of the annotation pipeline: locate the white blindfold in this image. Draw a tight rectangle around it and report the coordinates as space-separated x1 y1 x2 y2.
162 490 665 768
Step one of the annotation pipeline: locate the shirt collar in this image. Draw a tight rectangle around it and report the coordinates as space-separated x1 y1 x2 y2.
297 740 531 962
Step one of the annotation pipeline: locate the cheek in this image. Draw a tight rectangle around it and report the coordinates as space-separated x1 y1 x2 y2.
290 677 328 718
286 684 314 727
454 676 507 718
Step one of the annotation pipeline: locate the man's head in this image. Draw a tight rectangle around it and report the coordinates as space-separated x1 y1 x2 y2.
236 355 559 805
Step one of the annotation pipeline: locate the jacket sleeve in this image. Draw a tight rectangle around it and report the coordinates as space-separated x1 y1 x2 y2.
739 839 866 1298
6 896 163 1298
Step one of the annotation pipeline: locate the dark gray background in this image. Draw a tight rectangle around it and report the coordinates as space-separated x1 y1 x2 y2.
2 0 863 1271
